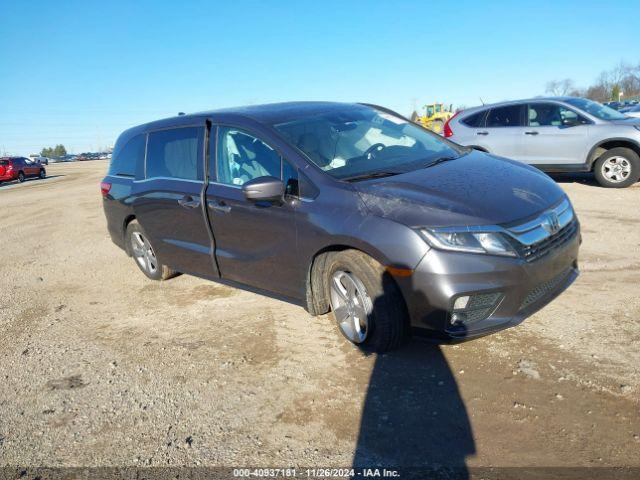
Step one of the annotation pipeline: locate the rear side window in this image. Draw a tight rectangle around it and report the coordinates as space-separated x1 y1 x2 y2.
147 127 204 181
486 105 525 127
109 134 145 177
461 111 486 128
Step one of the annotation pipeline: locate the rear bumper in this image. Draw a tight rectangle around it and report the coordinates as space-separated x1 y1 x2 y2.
0 173 16 181
396 224 581 341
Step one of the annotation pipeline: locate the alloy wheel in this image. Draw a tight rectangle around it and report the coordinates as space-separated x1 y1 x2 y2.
131 231 158 274
601 156 631 183
329 270 372 343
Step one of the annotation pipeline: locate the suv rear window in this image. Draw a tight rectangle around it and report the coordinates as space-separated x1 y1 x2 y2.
0 160 9 165
486 105 525 127
462 111 486 127
146 127 203 181
109 134 145 177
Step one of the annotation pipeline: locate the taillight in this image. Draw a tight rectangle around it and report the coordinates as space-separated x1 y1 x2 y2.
100 182 112 197
7 162 13 171
444 110 461 138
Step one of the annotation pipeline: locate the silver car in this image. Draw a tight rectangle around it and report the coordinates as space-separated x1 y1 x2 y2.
446 97 640 188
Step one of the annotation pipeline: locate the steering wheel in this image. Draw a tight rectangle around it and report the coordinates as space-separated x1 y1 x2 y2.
364 143 386 160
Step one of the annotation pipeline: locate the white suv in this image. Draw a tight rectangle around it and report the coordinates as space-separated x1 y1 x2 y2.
445 97 640 188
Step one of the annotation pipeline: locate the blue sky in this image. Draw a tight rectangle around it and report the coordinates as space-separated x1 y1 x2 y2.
1 0 639 155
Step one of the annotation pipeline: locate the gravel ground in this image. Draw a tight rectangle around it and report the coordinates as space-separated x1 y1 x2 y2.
0 162 639 473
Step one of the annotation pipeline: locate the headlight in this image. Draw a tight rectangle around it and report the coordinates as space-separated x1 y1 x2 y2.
420 228 517 257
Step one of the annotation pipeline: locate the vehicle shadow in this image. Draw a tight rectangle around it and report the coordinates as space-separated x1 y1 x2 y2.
352 272 474 479
546 172 599 186
0 175 65 188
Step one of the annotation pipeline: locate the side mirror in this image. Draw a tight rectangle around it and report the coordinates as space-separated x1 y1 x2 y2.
242 176 284 202
562 118 580 127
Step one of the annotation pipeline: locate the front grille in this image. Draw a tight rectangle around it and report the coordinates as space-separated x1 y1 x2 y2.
518 219 578 263
520 268 572 311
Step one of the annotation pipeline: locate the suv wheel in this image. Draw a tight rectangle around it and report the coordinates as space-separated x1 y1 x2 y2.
325 250 409 352
17 171 25 182
594 147 640 188
39 169 46 179
125 220 177 280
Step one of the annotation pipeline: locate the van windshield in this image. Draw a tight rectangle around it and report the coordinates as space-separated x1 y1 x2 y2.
564 98 626 121
273 107 461 180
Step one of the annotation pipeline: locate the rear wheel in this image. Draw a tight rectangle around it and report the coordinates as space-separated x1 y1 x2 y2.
125 220 177 280
594 147 640 188
17 171 25 182
325 250 409 352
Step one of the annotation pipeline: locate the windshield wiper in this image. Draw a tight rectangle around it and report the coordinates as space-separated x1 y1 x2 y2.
423 155 459 168
343 171 401 182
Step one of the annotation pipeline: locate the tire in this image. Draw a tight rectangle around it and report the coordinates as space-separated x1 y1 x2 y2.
325 250 409 352
593 147 640 188
39 169 46 179
125 220 177 280
17 171 25 182
431 119 444 134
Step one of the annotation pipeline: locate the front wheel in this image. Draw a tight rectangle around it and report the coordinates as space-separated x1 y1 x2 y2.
594 148 640 188
125 220 177 280
39 169 46 179
325 250 409 352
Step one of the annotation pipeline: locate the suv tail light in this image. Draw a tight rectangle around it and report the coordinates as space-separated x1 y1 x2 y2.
444 110 461 138
100 181 112 197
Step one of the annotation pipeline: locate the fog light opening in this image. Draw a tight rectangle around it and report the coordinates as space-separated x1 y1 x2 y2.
450 292 504 326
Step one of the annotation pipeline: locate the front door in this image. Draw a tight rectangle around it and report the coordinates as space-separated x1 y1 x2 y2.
522 103 590 166
132 125 218 278
205 126 300 299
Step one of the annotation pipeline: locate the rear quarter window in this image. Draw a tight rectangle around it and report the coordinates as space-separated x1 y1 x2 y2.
461 111 486 128
109 134 146 177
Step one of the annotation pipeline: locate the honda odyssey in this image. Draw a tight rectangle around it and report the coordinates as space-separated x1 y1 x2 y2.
101 102 580 351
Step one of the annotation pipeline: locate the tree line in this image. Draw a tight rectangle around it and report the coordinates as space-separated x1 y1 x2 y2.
546 61 640 102
40 144 67 158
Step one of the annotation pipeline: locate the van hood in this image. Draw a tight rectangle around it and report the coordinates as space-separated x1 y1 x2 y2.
354 151 566 228
609 117 640 126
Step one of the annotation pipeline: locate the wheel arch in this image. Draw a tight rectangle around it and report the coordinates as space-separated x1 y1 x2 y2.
586 138 640 170
304 242 403 316
122 215 137 255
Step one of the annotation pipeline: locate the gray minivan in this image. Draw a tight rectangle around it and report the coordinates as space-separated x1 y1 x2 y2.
102 102 580 351
446 97 640 188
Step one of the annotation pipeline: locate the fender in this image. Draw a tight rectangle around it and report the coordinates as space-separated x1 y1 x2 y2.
585 137 640 168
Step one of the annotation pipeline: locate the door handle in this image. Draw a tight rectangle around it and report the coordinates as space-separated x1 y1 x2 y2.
178 196 200 209
476 131 489 136
524 131 539 135
207 200 232 214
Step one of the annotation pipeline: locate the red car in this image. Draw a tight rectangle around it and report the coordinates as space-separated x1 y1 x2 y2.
0 157 46 184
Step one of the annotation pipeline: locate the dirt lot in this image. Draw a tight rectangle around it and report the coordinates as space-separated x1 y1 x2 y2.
0 162 639 474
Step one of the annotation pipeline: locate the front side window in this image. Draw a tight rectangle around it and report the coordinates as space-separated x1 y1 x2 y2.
215 127 281 186
109 134 145 177
528 103 588 127
146 127 203 181
274 106 459 180
564 97 626 121
486 105 525 127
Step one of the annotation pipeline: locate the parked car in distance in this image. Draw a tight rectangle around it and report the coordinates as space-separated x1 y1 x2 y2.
29 154 49 165
102 102 580 352
445 97 640 188
622 104 640 118
0 156 46 183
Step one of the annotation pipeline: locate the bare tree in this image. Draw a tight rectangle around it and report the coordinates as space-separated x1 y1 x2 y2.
545 78 575 96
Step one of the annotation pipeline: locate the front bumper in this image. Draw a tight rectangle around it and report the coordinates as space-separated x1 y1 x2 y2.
396 224 580 341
